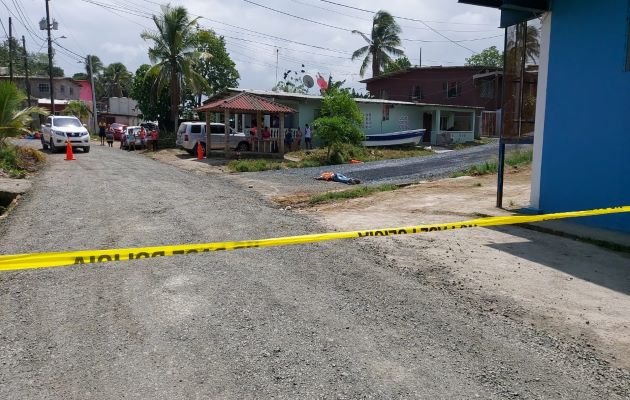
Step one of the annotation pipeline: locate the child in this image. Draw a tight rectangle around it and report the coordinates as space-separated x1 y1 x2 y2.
106 129 114 147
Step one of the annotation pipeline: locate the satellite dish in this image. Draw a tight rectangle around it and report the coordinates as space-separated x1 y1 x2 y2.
303 75 314 88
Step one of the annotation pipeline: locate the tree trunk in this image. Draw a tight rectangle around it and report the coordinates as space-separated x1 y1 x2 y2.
372 50 380 78
171 71 179 135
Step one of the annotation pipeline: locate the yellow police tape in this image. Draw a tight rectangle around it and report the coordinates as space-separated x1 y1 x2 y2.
1 206 628 272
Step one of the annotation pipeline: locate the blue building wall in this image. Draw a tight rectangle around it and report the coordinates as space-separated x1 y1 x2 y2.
539 0 630 232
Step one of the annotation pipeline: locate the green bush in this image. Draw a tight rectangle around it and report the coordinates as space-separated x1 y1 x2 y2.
228 159 282 172
0 145 46 178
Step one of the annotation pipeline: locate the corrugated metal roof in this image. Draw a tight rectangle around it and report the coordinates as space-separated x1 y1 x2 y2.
195 92 296 113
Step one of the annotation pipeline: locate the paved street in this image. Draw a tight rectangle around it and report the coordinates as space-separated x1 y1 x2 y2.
0 143 627 399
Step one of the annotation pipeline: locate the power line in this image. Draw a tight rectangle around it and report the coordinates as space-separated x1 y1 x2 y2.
315 0 478 52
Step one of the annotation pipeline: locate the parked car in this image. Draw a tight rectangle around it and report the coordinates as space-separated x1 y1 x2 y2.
176 122 250 155
121 126 146 150
108 123 127 141
140 121 158 132
41 115 90 153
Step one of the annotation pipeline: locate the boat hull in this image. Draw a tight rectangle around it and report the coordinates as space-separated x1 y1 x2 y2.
361 129 425 147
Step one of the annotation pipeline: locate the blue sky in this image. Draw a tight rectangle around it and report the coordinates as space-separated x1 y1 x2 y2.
11 0 502 93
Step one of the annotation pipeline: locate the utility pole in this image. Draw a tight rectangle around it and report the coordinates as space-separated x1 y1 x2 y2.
419 47 422 67
8 17 13 81
22 36 31 107
88 56 98 134
44 0 55 115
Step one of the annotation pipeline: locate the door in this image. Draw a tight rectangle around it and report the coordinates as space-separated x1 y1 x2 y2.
422 112 432 143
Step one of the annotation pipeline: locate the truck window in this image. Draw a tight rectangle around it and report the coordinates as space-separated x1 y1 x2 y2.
190 124 202 134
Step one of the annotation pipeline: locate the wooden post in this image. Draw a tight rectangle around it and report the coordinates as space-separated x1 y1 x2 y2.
256 110 262 153
205 110 211 158
224 109 230 157
279 112 285 154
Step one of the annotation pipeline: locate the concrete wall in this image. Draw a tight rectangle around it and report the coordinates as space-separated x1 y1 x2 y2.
534 0 630 232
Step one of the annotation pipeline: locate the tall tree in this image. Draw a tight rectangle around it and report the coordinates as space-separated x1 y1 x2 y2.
141 4 208 133
85 54 103 82
194 29 239 100
525 25 540 64
131 64 171 127
384 56 412 73
101 62 132 97
351 10 405 78
465 46 503 68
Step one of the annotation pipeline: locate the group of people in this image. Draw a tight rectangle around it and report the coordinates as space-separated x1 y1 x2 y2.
249 123 313 153
98 122 158 151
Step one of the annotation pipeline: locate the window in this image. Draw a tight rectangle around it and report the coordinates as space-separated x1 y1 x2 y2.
38 83 50 94
379 89 389 99
480 80 495 99
60 85 65 94
382 104 390 121
399 115 409 130
69 87 74 95
411 85 423 100
191 124 202 134
443 81 462 98
363 112 372 129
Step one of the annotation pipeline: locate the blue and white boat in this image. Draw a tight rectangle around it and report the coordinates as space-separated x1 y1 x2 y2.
361 129 426 147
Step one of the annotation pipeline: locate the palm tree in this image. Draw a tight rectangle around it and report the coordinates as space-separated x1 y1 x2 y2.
141 5 208 133
85 54 103 82
525 25 540 64
101 62 132 97
351 10 405 78
64 100 90 124
0 81 47 146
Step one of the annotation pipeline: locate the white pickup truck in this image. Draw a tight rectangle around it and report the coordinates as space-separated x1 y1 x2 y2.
176 122 250 154
41 115 91 153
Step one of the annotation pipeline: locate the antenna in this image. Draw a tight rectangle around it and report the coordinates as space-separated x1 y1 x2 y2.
303 75 314 88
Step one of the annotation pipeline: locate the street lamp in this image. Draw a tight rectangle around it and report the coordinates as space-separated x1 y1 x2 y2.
39 0 58 115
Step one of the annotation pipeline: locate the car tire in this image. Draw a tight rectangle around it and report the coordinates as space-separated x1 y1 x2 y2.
41 137 48 150
236 142 250 152
83 147 90 153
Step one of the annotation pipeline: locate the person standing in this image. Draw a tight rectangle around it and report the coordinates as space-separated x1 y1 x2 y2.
139 127 147 149
293 127 302 151
106 129 114 147
304 123 312 149
150 129 158 151
98 122 106 146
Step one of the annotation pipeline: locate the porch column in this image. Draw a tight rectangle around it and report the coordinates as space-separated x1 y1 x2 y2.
471 111 476 140
224 109 230 156
256 110 262 152
279 112 285 154
235 113 239 132
433 109 441 145
205 110 211 158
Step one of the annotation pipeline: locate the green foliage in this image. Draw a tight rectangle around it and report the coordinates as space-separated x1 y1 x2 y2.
465 46 503 68
384 56 412 73
131 64 171 128
352 10 405 77
273 68 308 94
228 159 283 172
0 144 45 178
451 150 533 177
141 4 208 132
64 100 90 123
101 62 133 97
0 39 64 77
0 82 48 146
309 184 400 204
194 29 239 96
313 88 364 160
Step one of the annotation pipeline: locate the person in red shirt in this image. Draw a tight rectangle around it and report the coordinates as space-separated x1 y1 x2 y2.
150 129 158 151
262 126 271 140
139 127 146 149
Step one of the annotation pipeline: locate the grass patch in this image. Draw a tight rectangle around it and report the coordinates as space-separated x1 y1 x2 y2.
309 183 400 204
451 137 494 150
451 149 533 178
228 159 283 172
0 145 46 178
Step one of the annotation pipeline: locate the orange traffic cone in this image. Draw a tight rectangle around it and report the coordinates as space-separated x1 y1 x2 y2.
197 142 204 160
65 140 75 161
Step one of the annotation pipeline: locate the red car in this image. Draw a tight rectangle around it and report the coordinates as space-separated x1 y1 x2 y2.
108 123 127 141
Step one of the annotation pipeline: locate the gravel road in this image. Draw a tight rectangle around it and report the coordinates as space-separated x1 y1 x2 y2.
0 141 627 399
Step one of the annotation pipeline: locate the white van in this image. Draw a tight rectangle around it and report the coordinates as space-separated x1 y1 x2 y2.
176 122 250 154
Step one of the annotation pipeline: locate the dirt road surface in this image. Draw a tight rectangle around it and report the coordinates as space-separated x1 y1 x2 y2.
0 142 628 399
